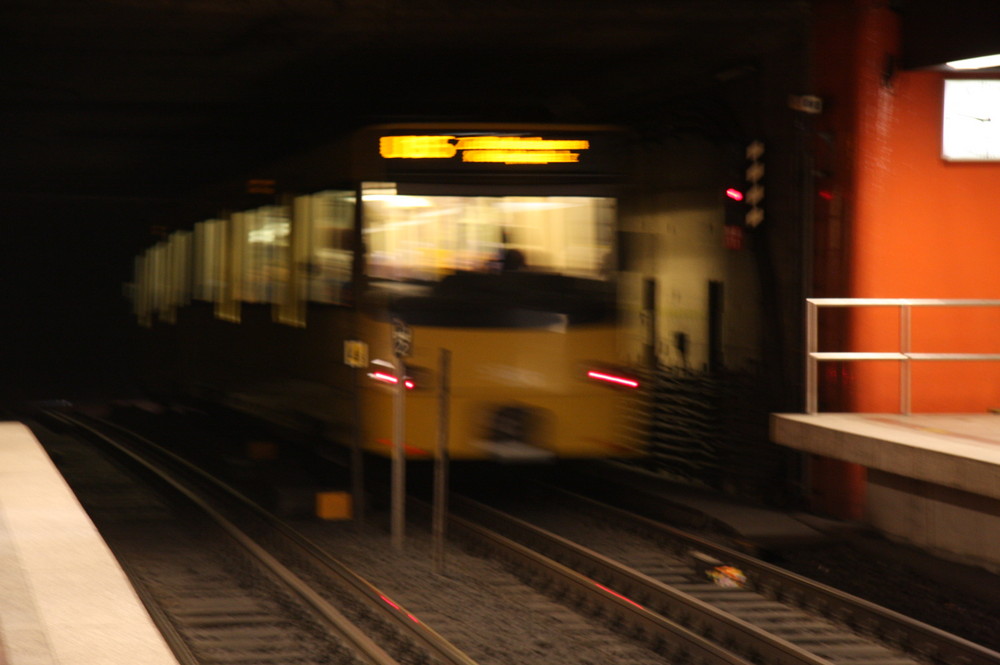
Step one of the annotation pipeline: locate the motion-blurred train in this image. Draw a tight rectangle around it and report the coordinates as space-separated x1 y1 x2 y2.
131 123 644 462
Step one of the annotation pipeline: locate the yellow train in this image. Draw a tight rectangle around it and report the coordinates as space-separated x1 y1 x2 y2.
131 123 644 461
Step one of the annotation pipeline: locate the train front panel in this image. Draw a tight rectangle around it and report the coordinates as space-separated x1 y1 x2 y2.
358 315 641 461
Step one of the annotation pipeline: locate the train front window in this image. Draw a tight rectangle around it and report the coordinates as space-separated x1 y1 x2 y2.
361 184 615 283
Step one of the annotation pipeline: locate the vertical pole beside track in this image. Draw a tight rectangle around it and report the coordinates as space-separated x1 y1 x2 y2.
392 354 406 550
352 365 365 527
434 348 451 575
351 184 367 528
806 300 818 414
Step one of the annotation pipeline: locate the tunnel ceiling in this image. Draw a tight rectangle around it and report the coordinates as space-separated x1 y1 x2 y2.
9 0 997 203
3 0 818 201
899 0 1000 70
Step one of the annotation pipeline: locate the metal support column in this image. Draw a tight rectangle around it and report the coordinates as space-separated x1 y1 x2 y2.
392 355 406 550
433 349 451 574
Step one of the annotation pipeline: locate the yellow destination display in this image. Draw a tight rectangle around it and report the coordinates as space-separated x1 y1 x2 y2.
379 135 589 163
379 135 457 159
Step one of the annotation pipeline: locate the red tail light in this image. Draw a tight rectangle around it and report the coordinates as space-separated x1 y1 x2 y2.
369 371 415 390
587 369 639 389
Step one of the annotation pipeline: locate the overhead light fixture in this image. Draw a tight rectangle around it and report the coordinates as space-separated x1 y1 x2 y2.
946 53 1000 70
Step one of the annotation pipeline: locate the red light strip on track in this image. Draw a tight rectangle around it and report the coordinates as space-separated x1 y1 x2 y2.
379 594 422 623
587 370 639 389
594 582 645 609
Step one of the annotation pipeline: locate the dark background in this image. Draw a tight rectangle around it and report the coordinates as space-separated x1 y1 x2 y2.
1 0 994 401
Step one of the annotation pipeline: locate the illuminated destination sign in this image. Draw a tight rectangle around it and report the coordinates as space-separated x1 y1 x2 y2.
379 135 590 164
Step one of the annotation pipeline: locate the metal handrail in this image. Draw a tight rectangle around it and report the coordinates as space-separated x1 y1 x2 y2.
805 298 1000 414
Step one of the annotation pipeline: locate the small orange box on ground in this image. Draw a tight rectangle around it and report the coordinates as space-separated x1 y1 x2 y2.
246 441 279 460
315 491 352 520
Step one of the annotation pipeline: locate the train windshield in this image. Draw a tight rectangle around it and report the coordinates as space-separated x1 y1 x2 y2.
361 183 615 283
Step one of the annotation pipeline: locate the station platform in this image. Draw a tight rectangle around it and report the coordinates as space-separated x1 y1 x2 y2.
771 412 1000 572
0 422 179 665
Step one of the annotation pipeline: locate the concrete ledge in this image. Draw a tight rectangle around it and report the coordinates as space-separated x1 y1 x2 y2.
770 413 1000 502
771 412 1000 570
0 422 179 665
868 469 1000 574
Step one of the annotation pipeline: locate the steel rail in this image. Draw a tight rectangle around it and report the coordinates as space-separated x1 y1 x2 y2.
433 502 754 665
48 411 478 665
114 555 200 665
543 483 1000 665
445 495 836 665
46 411 399 665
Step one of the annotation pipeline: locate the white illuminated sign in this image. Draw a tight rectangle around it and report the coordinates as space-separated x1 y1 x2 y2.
946 54 1000 70
942 79 1000 161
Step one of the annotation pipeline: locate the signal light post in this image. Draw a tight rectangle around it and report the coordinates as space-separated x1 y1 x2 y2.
744 140 765 228
724 187 746 249
722 140 765 250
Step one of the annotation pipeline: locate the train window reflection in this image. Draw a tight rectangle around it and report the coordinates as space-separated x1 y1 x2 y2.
135 230 192 325
133 249 154 327
306 190 355 304
362 185 614 282
239 205 291 304
166 230 192 319
193 219 225 302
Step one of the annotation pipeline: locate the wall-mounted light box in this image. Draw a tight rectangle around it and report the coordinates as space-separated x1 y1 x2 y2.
942 79 1000 161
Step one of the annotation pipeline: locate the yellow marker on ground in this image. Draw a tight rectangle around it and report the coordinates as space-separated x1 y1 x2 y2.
316 491 352 520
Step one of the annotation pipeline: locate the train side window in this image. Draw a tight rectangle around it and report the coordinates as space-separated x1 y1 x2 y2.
147 241 169 322
217 214 241 322
193 219 225 303
276 196 311 326
306 190 355 305
238 205 291 305
133 230 193 326
133 252 152 327
164 231 192 323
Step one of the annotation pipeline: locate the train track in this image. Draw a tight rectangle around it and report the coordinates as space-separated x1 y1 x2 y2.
41 408 730 665
31 408 809 665
447 481 1000 665
32 407 1000 665
38 411 475 665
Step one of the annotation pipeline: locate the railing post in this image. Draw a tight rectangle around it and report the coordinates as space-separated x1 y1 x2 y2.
900 303 912 415
806 300 818 414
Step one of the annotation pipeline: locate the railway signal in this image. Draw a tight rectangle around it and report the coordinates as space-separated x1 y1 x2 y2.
723 186 746 249
392 318 413 358
724 186 747 226
723 140 765 231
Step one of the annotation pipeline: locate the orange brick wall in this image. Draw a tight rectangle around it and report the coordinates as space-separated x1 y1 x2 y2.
814 0 1000 415
849 50 1000 413
807 0 1000 519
